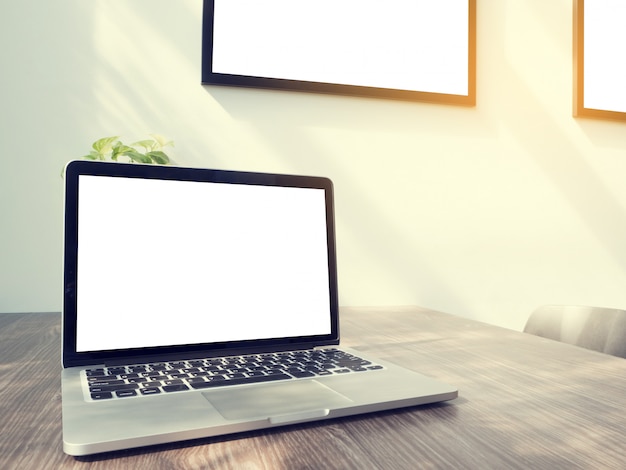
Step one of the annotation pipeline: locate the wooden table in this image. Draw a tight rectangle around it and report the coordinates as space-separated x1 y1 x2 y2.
1 306 624 469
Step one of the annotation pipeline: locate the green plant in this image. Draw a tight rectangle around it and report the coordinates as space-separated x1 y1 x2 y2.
82 134 174 164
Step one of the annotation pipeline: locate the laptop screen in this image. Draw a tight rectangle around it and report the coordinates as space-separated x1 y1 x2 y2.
63 162 339 367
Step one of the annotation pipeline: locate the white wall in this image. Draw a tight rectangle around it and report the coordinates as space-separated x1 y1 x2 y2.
2 0 626 331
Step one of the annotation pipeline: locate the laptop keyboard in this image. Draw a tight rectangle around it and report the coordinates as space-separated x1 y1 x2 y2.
83 348 383 401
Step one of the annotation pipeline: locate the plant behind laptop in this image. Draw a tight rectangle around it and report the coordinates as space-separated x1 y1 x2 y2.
82 134 174 165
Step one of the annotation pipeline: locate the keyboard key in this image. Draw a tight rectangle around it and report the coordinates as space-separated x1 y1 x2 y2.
188 377 208 384
90 383 139 393
120 373 140 379
89 379 125 387
191 375 226 387
141 371 163 378
190 371 210 377
163 384 189 393
247 370 267 377
91 392 113 400
170 373 190 379
163 379 184 386
226 372 246 379
288 370 316 378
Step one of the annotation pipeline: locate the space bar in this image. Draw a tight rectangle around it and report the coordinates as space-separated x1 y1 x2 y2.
190 373 292 389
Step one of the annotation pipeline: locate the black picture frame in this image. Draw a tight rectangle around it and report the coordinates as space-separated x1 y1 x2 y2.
202 0 476 106
574 0 626 121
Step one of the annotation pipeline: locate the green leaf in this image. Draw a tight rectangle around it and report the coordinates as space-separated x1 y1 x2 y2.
82 150 104 160
112 144 134 158
147 151 170 165
92 136 119 154
150 134 174 149
123 150 152 164
132 139 156 151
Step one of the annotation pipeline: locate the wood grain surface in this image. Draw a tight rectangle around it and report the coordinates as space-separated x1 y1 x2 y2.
1 307 624 469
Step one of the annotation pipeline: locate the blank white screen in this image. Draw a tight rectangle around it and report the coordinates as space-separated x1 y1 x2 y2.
212 0 469 95
76 175 332 352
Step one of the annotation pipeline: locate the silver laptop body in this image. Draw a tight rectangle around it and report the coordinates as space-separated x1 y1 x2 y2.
61 160 457 456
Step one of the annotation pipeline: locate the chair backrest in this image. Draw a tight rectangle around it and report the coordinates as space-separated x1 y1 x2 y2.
524 305 626 358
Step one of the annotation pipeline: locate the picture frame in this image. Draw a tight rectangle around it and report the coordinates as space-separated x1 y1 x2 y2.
574 0 626 121
202 0 476 106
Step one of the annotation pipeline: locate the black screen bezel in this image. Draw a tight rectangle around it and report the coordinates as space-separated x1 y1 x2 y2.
62 161 339 368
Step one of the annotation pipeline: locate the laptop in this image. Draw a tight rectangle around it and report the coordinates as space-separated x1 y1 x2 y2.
61 160 457 456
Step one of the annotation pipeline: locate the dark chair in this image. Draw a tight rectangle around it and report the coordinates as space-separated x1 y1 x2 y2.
524 305 626 358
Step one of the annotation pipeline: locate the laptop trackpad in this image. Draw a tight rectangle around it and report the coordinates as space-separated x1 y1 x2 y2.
202 380 352 422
